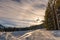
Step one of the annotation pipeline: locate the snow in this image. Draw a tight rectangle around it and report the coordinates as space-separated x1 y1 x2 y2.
52 30 60 37
0 29 60 40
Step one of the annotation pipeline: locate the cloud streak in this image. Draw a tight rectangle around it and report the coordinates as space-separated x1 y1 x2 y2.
0 0 48 28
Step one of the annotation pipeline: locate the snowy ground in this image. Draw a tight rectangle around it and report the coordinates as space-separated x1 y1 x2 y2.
51 30 60 40
0 29 60 40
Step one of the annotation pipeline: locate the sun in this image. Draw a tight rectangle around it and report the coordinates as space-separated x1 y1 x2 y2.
35 17 40 23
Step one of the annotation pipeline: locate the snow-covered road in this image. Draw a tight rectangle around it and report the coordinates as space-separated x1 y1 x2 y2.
0 29 60 40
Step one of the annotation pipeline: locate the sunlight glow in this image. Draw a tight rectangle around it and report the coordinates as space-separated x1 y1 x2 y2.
0 0 48 27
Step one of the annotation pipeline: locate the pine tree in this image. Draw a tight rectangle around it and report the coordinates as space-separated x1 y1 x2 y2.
44 0 57 30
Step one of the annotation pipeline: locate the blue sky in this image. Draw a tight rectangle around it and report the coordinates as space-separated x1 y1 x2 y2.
0 0 48 28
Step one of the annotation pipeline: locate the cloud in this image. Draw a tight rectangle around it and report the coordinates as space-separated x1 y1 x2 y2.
12 0 21 2
0 0 48 28
33 3 46 9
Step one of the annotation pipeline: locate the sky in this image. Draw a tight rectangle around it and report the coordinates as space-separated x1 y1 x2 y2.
0 0 48 28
